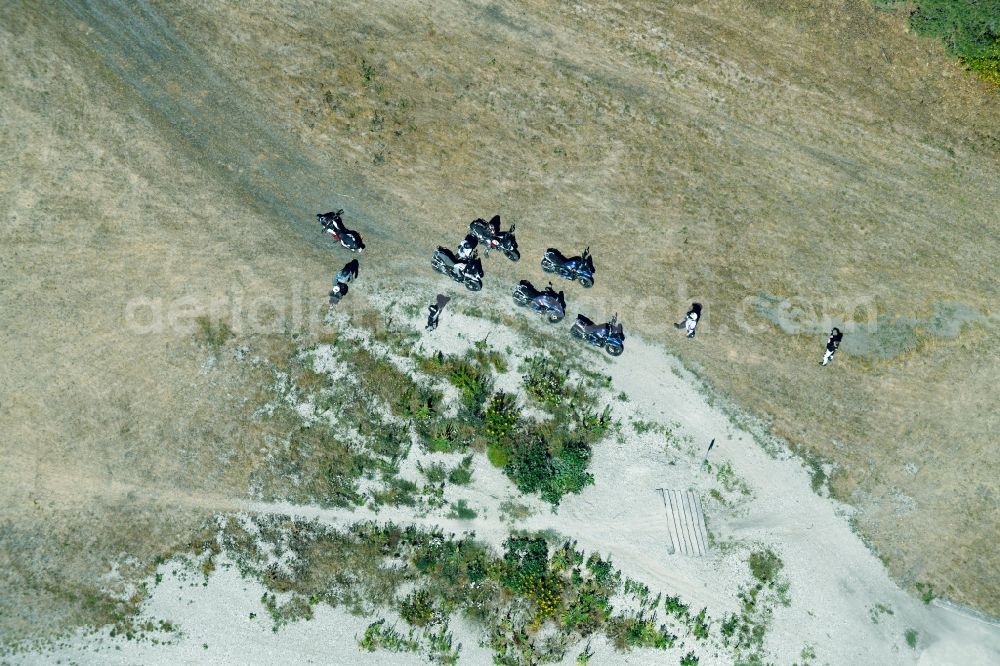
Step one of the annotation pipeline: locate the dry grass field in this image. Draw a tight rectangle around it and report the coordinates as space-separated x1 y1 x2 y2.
1 0 997 643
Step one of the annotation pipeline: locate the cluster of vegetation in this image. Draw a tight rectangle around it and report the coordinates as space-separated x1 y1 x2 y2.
248 340 431 509
496 355 612 505
216 516 709 665
879 0 1000 86
247 324 616 526
719 549 791 663
417 348 613 506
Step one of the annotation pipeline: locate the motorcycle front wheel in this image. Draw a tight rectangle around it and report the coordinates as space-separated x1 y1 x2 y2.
505 248 521 262
578 276 594 288
465 279 483 292
605 343 624 356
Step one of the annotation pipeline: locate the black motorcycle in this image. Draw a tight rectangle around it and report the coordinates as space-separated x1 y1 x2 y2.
469 215 520 262
541 246 594 287
318 210 365 252
431 247 484 291
512 280 566 323
571 312 624 356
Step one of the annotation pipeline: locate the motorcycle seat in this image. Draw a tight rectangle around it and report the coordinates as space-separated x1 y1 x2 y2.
546 248 568 263
437 247 459 263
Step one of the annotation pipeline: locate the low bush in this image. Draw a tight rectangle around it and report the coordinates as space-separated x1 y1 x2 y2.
907 0 1000 86
484 391 519 444
359 619 419 653
446 499 477 520
400 589 440 627
221 519 708 665
503 428 594 505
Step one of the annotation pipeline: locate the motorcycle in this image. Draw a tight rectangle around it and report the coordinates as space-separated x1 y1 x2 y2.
317 210 365 252
541 246 594 287
431 246 484 291
512 279 566 323
571 312 624 356
469 215 520 262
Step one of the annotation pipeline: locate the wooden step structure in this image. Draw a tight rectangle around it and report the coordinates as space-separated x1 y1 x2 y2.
657 488 709 557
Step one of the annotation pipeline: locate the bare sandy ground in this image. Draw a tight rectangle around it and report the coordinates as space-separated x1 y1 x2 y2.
17 301 999 665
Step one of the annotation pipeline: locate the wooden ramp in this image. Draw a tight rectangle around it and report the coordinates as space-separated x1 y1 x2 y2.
657 488 709 557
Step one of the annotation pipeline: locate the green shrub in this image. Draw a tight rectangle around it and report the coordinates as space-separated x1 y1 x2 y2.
910 1 1000 57
503 429 595 505
194 316 233 349
484 392 519 443
369 477 419 508
748 550 783 586
400 589 439 627
522 354 569 407
500 536 550 594
418 461 448 484
605 612 675 650
681 651 700 666
447 455 474 485
419 351 494 418
487 443 509 468
447 499 477 520
359 619 420 652
908 1 1000 86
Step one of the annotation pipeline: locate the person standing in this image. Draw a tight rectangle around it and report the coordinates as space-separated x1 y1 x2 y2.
821 327 843 366
674 303 702 339
426 294 450 331
328 281 349 306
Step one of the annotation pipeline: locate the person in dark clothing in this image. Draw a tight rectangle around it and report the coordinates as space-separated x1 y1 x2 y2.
335 259 359 285
426 294 450 331
821 327 843 366
328 281 349 306
457 235 478 260
673 303 702 338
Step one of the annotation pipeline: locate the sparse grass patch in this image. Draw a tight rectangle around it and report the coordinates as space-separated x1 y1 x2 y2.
720 549 790 661
193 315 234 350
748 549 784 586
447 455 474 485
869 602 894 624
905 628 919 649
260 592 314 631
447 499 477 520
915 581 937 604
359 619 420 653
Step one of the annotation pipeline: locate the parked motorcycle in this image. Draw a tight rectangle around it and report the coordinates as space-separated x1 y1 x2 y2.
512 280 566 323
469 215 520 262
317 210 365 252
541 246 594 287
431 246 484 291
570 312 624 356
